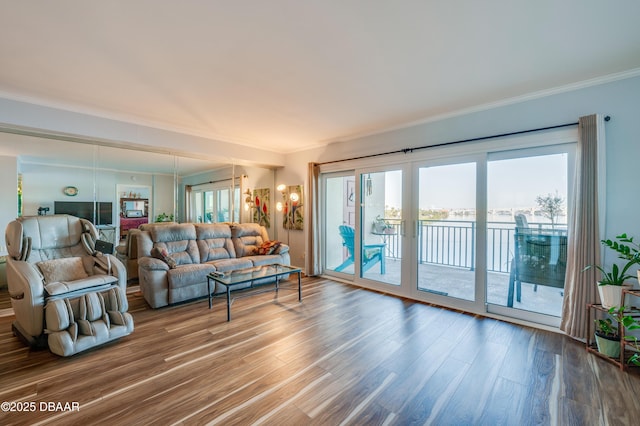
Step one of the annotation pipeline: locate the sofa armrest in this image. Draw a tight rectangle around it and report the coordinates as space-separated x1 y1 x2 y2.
275 243 289 255
6 260 44 303
138 256 170 271
92 254 127 292
115 244 127 257
5 259 46 339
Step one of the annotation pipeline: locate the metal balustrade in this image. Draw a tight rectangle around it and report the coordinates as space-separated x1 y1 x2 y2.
372 220 566 274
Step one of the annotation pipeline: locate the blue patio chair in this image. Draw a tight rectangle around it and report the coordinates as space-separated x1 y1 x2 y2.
335 225 386 274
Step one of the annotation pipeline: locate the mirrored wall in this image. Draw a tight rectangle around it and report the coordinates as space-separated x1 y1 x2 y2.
0 131 276 246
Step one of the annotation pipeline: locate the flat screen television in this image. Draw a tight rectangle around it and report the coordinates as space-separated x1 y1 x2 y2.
54 201 113 226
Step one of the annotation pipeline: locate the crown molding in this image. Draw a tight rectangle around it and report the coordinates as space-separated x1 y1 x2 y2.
328 68 640 144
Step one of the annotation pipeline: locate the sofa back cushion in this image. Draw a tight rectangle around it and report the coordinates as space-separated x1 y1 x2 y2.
195 224 236 262
232 223 269 257
149 223 199 266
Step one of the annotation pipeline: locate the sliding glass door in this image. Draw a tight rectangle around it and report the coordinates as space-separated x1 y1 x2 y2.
359 168 404 287
321 133 576 327
325 172 356 276
416 161 477 302
486 145 574 325
324 167 408 293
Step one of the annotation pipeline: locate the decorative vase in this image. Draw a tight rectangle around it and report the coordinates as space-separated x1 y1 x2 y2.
597 283 632 309
595 333 621 358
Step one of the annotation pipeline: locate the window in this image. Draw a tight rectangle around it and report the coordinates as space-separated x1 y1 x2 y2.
191 184 240 223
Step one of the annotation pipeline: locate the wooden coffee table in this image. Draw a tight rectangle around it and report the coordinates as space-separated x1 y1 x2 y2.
207 264 302 321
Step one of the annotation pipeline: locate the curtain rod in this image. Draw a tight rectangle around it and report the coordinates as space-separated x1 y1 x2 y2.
319 116 610 166
187 176 241 188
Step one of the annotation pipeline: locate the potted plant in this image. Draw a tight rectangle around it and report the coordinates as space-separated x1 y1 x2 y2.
590 262 636 308
622 317 640 366
372 215 394 234
602 233 640 283
597 305 640 365
585 233 639 308
594 314 621 358
155 212 174 223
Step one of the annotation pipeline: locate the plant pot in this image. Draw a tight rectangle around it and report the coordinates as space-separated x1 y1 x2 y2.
597 283 632 309
595 333 621 358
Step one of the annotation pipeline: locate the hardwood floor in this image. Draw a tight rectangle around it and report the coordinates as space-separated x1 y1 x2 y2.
1 277 640 425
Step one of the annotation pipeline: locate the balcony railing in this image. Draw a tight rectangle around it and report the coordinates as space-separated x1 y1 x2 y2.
374 220 566 274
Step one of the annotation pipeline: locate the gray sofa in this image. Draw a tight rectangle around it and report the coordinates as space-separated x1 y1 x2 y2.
137 222 290 308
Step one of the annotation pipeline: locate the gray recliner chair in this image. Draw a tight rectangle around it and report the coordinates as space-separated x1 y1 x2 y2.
5 214 134 356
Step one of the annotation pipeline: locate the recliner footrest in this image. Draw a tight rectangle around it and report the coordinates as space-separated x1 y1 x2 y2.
44 285 134 356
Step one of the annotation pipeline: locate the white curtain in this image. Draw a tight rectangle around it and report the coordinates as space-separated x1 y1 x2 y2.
306 163 321 276
560 114 606 339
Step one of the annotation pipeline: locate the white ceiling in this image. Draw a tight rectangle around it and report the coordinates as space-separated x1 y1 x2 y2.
1 0 640 158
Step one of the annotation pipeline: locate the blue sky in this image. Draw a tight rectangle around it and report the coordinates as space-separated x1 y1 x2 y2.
383 153 568 211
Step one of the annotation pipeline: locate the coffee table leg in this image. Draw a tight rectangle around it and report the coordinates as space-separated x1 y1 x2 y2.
298 271 302 301
208 277 212 309
226 285 231 321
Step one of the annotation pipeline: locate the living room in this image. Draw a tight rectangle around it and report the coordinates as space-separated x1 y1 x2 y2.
2 1 640 423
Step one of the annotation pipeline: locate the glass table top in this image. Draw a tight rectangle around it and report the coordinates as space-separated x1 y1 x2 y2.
207 263 301 286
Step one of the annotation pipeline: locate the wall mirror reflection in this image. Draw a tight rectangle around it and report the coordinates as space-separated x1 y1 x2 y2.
122 199 148 217
0 131 277 250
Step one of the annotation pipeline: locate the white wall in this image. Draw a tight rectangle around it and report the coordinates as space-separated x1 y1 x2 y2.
286 74 640 273
151 174 176 222
0 156 18 255
274 164 308 266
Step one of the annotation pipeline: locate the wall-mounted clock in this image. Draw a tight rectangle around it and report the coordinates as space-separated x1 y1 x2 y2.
63 186 78 196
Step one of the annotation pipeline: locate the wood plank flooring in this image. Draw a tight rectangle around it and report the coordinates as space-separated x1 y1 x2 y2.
1 277 640 425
